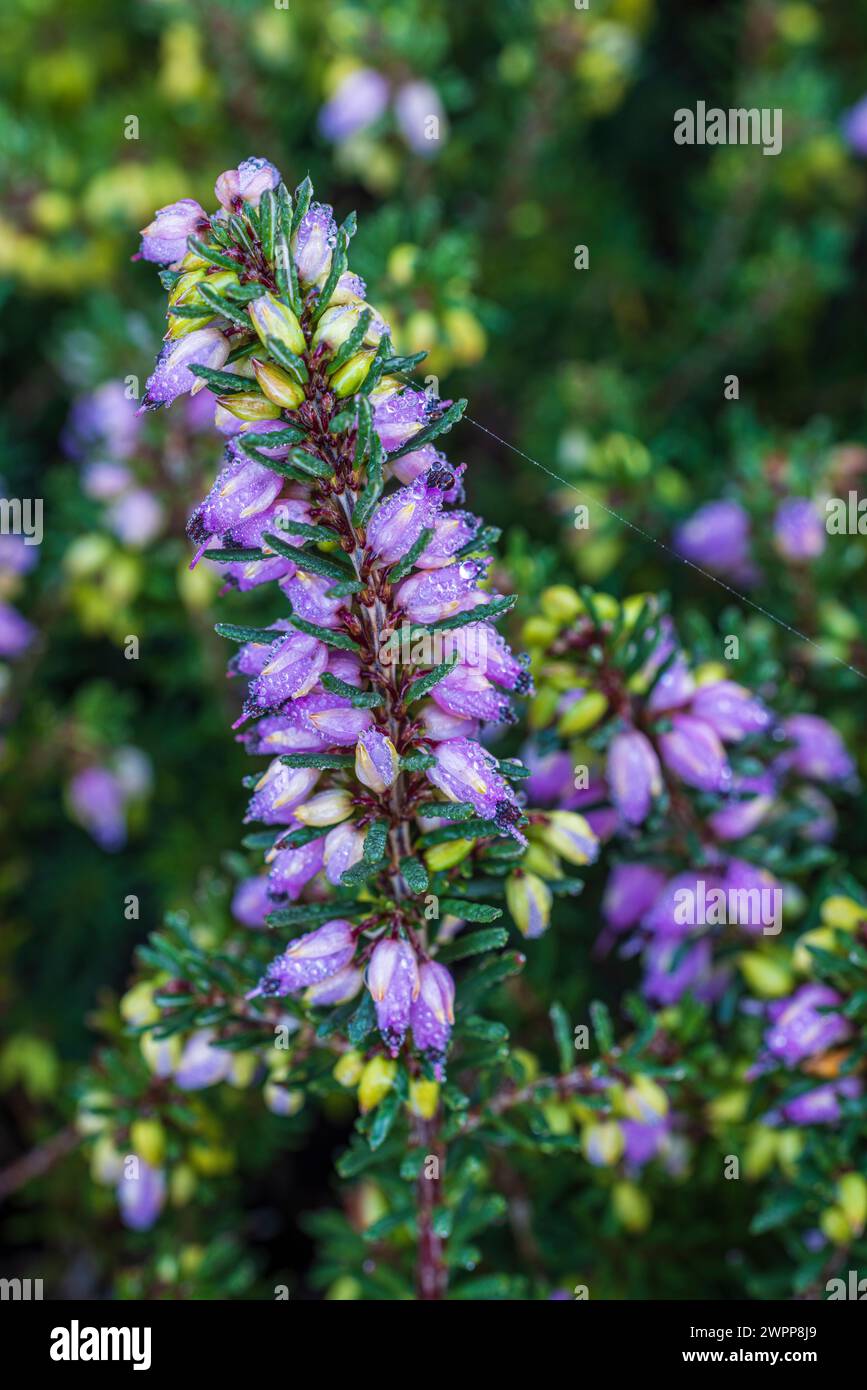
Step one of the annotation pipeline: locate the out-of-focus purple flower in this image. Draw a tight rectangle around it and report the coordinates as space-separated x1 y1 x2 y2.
674 500 753 579
355 728 399 793
658 714 729 791
394 80 447 155
773 498 826 563
522 746 575 805
708 772 775 841
267 837 326 899
253 919 355 997
764 985 850 1066
723 859 780 934
842 96 867 155
292 202 337 286
622 1118 667 1168
367 938 420 1054
410 961 455 1078
245 760 320 824
107 488 165 547
643 936 716 1005
232 876 272 928
427 737 526 842
82 461 132 500
607 728 662 825
68 766 126 851
323 821 365 885
174 1029 233 1090
215 157 281 211
319 68 390 142
602 863 667 931
139 198 208 264
64 381 142 460
143 326 229 410
643 871 722 937
778 1078 861 1126
796 786 838 844
366 476 445 564
690 680 771 743
397 559 488 625
646 655 695 715
0 601 35 659
778 714 855 784
117 1158 166 1231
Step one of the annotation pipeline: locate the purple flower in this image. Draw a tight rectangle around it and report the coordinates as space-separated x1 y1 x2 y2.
417 511 480 568
243 632 329 715
305 964 363 1007
723 859 780 934
279 570 347 629
778 714 855 783
773 498 826 562
690 680 771 743
107 488 164 547
143 326 229 410
842 96 867 155
419 704 479 742
253 919 355 997
319 68 390 142
292 202 337 286
410 961 455 1077
82 461 132 500
646 655 695 715
174 1029 232 1090
764 985 850 1066
394 80 446 155
643 871 723 938
323 821 366 885
0 602 35 659
139 198 208 264
68 766 126 851
117 1159 166 1231
232 876 272 928
355 728 399 792
188 453 284 549
658 714 729 791
373 387 433 452
462 624 530 693
622 1119 667 1168
674 500 753 579
431 663 514 725
267 837 326 899
606 728 662 825
707 772 775 841
367 938 420 1054
427 737 525 842
602 863 667 931
397 559 488 624
778 1079 860 1126
215 157 281 211
245 760 320 824
366 476 444 563
522 746 575 805
643 936 716 1005
64 381 142 460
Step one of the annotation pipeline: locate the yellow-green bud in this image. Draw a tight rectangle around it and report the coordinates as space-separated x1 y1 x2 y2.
820 1206 852 1246
227 1052 258 1088
326 1275 363 1300
424 837 474 872
738 952 793 999
358 1056 397 1113
120 980 160 1027
539 810 598 866
165 312 216 340
251 358 306 409
408 1078 440 1120
621 1074 668 1123
505 870 552 938
522 616 559 648
557 690 609 736
248 292 306 356
168 268 207 308
188 1142 235 1176
582 1120 624 1166
612 1180 652 1233
821 895 866 931
331 351 375 397
77 1089 114 1135
215 391 281 421
540 585 584 624
333 1050 364 1088
170 1163 197 1207
130 1117 166 1168
294 788 353 827
837 1173 867 1235
542 1101 573 1135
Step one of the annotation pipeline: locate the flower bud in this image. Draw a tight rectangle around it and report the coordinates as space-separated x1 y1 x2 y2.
557 690 609 736
612 1180 652 1233
408 1078 440 1120
820 1206 852 1246
170 1164 197 1207
540 585 584 624
424 837 474 872
331 351 375 397
583 1120 624 1166
215 391 282 421
538 810 598 866
248 292 306 357
129 1117 166 1168
251 358 306 409
358 1055 397 1112
739 952 793 998
294 788 354 826
355 728 399 793
837 1173 867 1235
505 870 552 938
333 1051 364 1088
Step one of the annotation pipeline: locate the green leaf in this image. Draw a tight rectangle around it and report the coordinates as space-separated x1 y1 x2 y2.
387 398 467 460
223 283 267 305
414 802 475 820
188 364 250 393
312 227 349 322
287 613 360 652
214 622 277 644
418 594 518 634
354 397 372 462
280 753 354 770
259 188 276 261
241 427 307 448
286 448 333 479
439 899 503 922
498 759 530 781
274 824 327 851
320 673 383 707
348 990 376 1045
388 528 434 583
341 857 386 888
352 433 384 525
196 282 251 329
326 580 364 597
436 928 508 963
367 1088 401 1150
590 999 614 1054
405 656 457 704
290 175 312 236
363 819 389 862
381 350 427 374
267 901 368 928
549 1002 574 1074
261 534 348 581
457 524 500 558
265 336 309 384
399 752 436 771
186 235 238 270
203 547 265 563
327 309 372 375
276 519 341 544
399 856 429 893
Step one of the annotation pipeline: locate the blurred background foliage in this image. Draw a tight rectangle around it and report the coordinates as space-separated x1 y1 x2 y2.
2 0 866 1298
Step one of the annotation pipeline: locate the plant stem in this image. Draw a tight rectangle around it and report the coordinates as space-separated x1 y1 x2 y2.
414 1115 447 1300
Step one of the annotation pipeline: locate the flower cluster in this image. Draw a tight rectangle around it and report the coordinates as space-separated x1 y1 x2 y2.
138 157 548 1087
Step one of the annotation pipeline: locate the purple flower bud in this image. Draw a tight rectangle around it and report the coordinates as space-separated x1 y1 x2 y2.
419 703 480 742
307 701 375 745
188 454 284 549
355 728 399 792
232 876 272 928
323 821 366 885
796 785 838 844
779 714 855 783
397 559 488 624
707 772 775 841
107 488 164 547
779 1079 860 1126
240 710 332 756
82 460 132 500
253 919 356 997
410 961 455 1077
773 498 826 562
318 69 390 141
674 500 753 579
214 156 281 211
459 624 531 693
427 737 525 842
143 326 229 410
245 760 320 824
658 714 730 791
643 871 724 937
690 680 771 743
64 381 142 460
279 570 347 629
117 1159 166 1231
0 602 35 659
431 662 514 725
521 746 575 805
366 477 444 563
622 1119 667 1168
646 655 695 714
842 95 867 155
266 837 325 899
139 198 208 264
243 632 329 716
373 387 433 452
292 202 337 286
394 80 447 155
416 511 480 567
722 859 780 934
367 938 420 1054
643 937 716 1006
305 964 364 1007
764 985 850 1066
68 766 126 851
602 863 667 931
174 1029 232 1090
607 728 662 825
